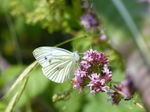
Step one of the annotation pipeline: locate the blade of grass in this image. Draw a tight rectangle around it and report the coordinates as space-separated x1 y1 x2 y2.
112 0 150 67
2 61 38 100
5 77 29 112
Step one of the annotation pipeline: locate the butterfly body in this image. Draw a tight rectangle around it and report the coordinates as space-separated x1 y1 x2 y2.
33 47 79 83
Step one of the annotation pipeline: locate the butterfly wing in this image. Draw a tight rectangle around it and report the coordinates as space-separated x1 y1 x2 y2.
33 47 79 83
42 55 76 83
33 47 72 68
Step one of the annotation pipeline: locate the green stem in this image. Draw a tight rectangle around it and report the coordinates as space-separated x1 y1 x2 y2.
110 86 145 110
54 36 86 47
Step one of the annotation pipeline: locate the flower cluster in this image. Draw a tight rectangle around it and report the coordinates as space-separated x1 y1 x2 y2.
80 0 107 39
71 49 112 94
71 49 136 105
108 73 136 105
81 13 99 33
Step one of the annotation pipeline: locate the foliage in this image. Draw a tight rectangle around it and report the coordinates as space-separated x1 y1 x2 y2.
0 0 148 111
8 0 81 33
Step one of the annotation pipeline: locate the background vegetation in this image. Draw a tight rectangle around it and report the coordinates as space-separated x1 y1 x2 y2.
0 0 149 112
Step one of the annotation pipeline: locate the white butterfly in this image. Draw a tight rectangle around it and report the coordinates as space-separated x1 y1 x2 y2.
33 47 80 83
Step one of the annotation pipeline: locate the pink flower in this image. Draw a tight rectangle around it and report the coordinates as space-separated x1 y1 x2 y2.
88 73 109 93
108 73 136 105
100 34 107 40
80 13 99 32
108 92 122 105
71 48 112 94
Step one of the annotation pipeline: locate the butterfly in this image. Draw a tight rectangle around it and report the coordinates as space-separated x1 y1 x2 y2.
33 47 80 83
